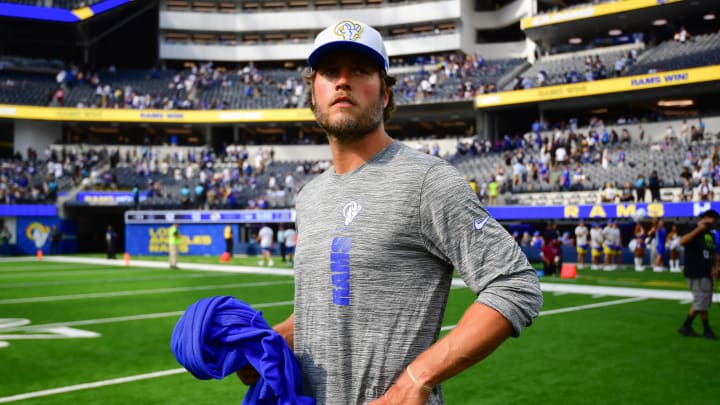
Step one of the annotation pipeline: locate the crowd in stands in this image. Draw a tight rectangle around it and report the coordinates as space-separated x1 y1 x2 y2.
395 53 512 103
2 23 718 108
1 51 518 110
95 144 323 210
0 145 106 204
512 24 720 90
512 49 639 90
451 116 720 205
1 115 718 208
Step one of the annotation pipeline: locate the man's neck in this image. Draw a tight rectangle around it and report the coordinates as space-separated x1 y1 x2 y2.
329 130 393 174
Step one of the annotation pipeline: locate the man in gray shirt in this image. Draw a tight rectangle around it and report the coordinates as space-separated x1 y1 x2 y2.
239 19 543 404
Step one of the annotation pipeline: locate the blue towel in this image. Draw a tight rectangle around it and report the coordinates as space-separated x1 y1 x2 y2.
171 296 314 405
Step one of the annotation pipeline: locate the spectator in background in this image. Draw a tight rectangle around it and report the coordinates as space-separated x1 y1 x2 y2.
180 184 191 208
630 232 646 272
520 231 531 247
105 224 118 260
677 209 718 340
590 222 604 270
648 219 667 272
530 231 544 249
619 182 635 202
487 176 499 205
224 224 233 258
283 224 297 266
680 179 694 202
674 26 690 43
648 170 662 202
575 220 589 269
560 231 574 247
50 225 61 255
666 224 682 273
284 171 296 193
601 182 618 203
132 184 140 209
277 223 286 262
194 183 206 209
543 221 560 244
168 222 181 269
697 178 713 202
1 223 12 256
255 224 274 267
635 174 646 202
541 238 561 277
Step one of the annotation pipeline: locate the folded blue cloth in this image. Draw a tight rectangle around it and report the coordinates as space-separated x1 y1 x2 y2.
171 296 314 405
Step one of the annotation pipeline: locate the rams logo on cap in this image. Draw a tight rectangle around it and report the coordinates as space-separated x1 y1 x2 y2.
334 20 362 41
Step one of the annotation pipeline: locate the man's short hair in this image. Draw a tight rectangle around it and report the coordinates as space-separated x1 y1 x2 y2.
701 209 719 219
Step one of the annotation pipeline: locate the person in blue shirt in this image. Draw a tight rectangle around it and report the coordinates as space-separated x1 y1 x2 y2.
180 184 191 208
648 218 667 272
530 231 544 249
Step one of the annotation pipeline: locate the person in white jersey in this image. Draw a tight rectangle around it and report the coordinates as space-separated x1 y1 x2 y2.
590 222 605 270
283 224 297 266
237 19 543 404
256 224 274 267
574 220 589 268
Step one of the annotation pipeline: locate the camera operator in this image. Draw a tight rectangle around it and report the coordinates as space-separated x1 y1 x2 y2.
677 209 719 340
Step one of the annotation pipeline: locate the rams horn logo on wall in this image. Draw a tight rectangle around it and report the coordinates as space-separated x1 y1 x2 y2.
26 222 51 249
334 20 363 41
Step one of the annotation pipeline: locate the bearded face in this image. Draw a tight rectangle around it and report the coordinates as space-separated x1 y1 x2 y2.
309 52 388 144
312 88 384 144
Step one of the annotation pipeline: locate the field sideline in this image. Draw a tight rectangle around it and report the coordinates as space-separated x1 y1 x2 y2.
1 255 718 404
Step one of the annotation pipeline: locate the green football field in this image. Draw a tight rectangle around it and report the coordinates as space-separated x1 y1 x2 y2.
1 255 718 404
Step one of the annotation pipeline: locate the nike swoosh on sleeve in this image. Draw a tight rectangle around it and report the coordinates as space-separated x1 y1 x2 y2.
474 216 490 231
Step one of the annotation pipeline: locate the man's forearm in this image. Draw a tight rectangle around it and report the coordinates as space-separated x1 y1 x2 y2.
407 302 513 389
274 313 295 350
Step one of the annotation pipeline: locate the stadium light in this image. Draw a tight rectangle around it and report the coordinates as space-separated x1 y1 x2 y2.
608 29 623 36
704 13 716 21
652 19 667 26
568 37 582 44
657 99 694 107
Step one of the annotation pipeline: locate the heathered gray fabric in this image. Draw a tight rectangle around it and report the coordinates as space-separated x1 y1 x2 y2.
294 141 542 404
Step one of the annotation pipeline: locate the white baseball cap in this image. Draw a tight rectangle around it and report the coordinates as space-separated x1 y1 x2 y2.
308 19 389 71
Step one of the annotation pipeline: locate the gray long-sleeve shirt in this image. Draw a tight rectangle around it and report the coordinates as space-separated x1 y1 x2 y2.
294 141 543 404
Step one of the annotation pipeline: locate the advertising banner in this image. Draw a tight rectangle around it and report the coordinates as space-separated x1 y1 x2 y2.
488 201 718 221
125 223 224 256
521 0 683 30
0 104 315 124
476 65 720 109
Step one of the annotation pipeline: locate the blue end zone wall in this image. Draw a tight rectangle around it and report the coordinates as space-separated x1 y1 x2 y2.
0 205 78 255
15 217 77 255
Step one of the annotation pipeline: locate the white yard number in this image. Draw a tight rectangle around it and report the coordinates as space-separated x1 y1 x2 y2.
0 318 100 349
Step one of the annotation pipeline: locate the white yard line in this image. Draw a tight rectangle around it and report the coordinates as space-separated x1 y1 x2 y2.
0 280 293 305
0 272 248 289
0 269 149 280
2 300 294 332
0 369 187 403
0 264 93 272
